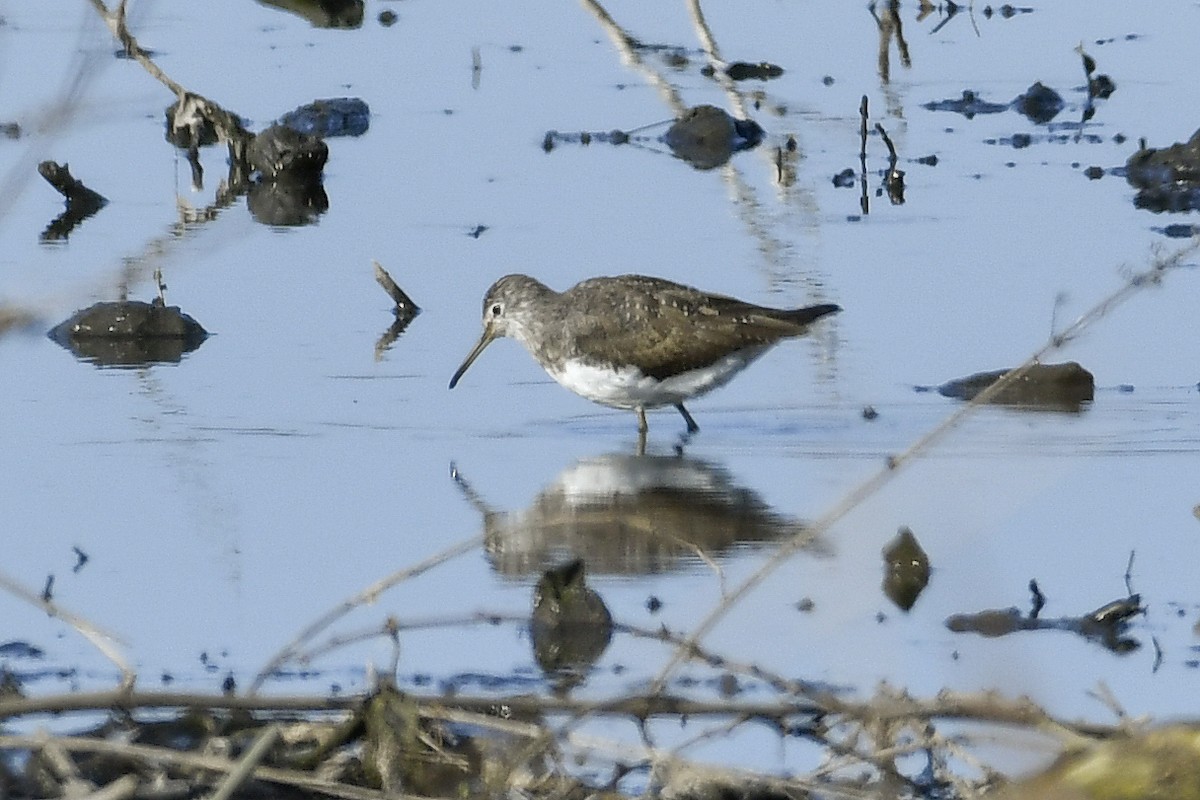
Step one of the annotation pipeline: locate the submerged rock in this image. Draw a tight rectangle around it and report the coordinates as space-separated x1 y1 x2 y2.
936 361 1094 411
278 97 370 138
48 300 208 367
247 174 329 226
1013 81 1064 124
663 105 765 170
925 81 1068 125
703 61 784 81
248 123 329 180
922 90 1009 118
1125 128 1200 212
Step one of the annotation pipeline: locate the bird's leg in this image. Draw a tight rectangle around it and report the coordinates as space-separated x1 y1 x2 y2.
675 403 700 434
634 408 650 456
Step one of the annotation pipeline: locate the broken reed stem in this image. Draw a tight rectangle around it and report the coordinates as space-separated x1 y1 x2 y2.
248 533 485 694
297 610 524 666
652 239 1199 695
372 260 420 314
0 569 135 689
859 96 869 158
84 775 139 800
875 122 898 161
0 689 355 722
580 0 687 115
859 96 870 213
209 723 282 800
684 0 752 122
0 680 1120 740
88 0 185 97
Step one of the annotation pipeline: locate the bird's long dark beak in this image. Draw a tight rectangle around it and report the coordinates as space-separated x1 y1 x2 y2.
449 329 496 389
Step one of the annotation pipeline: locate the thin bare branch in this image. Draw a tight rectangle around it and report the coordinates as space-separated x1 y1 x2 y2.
249 534 484 693
0 569 135 689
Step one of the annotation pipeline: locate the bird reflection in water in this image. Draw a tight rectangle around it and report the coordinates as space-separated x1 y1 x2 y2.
452 453 827 579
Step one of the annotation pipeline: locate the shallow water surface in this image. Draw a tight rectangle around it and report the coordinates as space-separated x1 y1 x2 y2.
2 0 1200 786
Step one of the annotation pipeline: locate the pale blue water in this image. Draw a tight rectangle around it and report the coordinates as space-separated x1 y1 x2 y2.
2 0 1200 778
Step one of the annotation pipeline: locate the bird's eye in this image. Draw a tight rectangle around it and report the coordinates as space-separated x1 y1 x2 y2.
490 303 503 317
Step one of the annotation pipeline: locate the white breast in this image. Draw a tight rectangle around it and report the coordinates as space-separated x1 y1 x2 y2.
547 348 767 410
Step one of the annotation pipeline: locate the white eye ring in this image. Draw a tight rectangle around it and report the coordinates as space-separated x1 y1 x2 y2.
490 303 503 317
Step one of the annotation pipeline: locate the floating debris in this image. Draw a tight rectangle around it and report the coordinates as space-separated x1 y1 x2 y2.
0 641 45 659
1077 43 1117 101
163 97 225 149
946 594 1142 653
982 4 1034 17
924 81 1076 125
373 260 421 358
1158 223 1199 238
37 161 108 241
922 89 1009 118
38 161 107 208
72 546 89 574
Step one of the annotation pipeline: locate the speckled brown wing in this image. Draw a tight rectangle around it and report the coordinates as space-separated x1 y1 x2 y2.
563 276 838 380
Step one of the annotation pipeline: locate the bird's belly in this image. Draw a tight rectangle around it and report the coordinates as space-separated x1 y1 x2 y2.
548 350 764 410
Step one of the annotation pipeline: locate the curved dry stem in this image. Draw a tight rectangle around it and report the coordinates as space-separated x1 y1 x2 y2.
579 0 687 115
0 733 391 800
249 533 485 694
88 0 185 97
297 610 523 667
0 689 356 722
0 569 135 689
209 723 282 800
